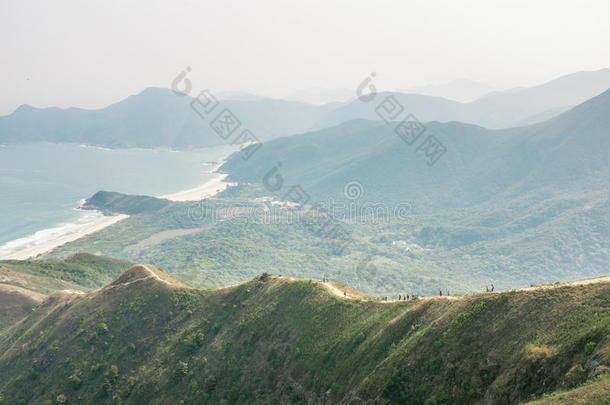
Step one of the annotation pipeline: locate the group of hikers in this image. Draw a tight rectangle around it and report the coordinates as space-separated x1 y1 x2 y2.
322 275 497 300
381 294 412 301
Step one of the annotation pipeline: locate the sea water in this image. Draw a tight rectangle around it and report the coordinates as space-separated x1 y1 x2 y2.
0 143 236 257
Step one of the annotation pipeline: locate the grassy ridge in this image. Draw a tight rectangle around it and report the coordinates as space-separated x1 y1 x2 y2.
0 253 133 294
0 254 133 334
0 268 607 404
523 374 609 404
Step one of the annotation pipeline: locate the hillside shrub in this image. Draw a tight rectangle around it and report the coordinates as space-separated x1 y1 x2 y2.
583 341 596 356
68 374 82 390
175 361 189 377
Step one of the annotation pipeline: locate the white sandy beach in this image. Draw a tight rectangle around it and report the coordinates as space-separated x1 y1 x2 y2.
3 214 129 260
2 171 234 261
160 172 235 202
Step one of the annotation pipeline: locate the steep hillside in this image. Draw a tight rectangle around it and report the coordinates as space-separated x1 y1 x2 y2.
0 284 45 332
0 254 132 333
523 374 609 405
0 253 133 294
0 267 607 404
465 88 610 209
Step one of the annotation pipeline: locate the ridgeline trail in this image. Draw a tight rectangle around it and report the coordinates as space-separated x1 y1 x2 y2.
316 275 610 303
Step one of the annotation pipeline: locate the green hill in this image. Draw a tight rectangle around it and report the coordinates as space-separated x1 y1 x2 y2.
0 254 132 333
0 253 133 294
0 284 45 333
82 191 173 215
0 266 607 404
523 374 610 404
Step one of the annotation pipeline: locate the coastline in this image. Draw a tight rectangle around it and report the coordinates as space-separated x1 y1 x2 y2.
1 213 129 260
1 167 236 261
160 172 235 202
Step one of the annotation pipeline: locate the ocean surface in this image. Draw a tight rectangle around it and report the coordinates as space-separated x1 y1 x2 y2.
0 143 236 257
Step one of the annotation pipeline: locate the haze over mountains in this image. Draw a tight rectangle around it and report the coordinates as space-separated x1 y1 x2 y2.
1 69 609 149
317 68 610 130
401 78 497 102
0 88 334 149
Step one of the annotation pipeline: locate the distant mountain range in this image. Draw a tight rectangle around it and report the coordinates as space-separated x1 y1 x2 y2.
317 68 610 130
0 88 335 149
282 87 355 104
1 69 609 148
401 78 496 102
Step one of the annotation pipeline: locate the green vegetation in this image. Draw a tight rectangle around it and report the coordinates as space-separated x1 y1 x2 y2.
43 188 609 297
0 253 133 293
83 191 173 215
0 254 133 333
522 374 610 405
0 267 607 404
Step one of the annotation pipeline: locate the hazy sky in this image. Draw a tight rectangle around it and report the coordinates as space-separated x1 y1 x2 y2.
1 0 609 114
